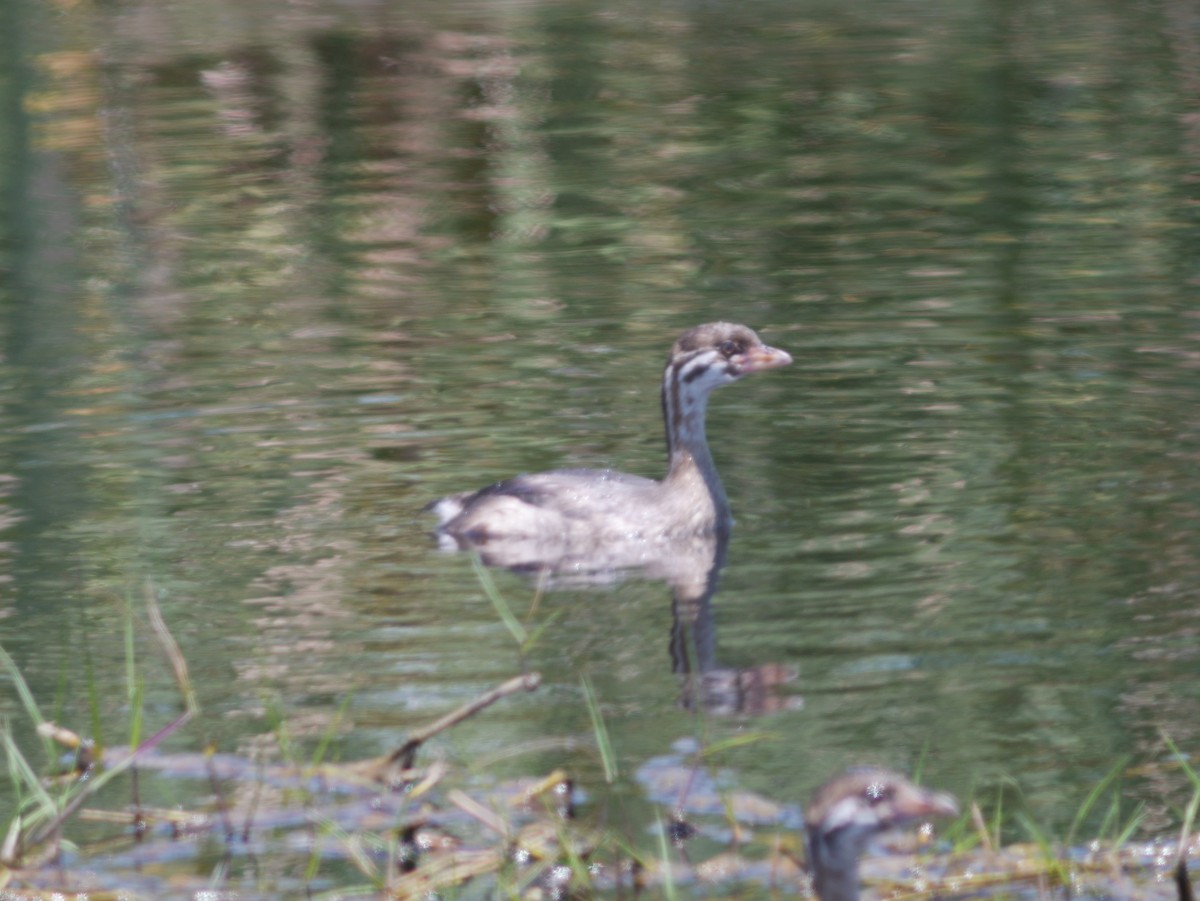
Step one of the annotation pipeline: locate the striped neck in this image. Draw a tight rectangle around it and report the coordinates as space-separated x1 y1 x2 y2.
660 347 730 527
806 828 863 901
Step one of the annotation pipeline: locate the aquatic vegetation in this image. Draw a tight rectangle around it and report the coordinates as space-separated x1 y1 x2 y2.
0 582 1197 900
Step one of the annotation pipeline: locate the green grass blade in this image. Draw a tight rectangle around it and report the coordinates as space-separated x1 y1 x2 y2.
0 645 46 728
311 693 354 768
85 645 104 756
471 554 527 646
1067 755 1129 846
124 602 137 708
521 609 563 655
1113 802 1146 847
654 811 678 901
991 783 1005 852
1 726 57 818
266 703 296 767
1161 731 1200 854
1015 810 1065 880
1161 731 1200 786
698 731 777 758
912 741 930 783
1096 790 1121 841
581 676 617 783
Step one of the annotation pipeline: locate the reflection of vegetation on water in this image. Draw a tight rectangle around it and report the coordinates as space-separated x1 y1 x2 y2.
2 588 1197 900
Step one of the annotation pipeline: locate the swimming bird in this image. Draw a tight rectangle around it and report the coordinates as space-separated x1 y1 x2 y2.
430 322 791 551
805 768 958 901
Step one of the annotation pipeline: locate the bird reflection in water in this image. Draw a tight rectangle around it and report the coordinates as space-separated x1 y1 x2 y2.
428 323 798 716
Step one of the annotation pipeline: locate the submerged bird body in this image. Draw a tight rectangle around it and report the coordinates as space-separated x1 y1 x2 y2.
432 322 791 550
805 768 958 901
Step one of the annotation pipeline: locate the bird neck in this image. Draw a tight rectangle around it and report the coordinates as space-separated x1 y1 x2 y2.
660 367 730 530
807 829 862 901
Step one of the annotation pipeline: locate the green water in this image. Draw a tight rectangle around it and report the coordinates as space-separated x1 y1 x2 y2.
1 0 1198 892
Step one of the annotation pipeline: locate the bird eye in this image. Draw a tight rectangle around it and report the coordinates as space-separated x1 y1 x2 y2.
719 340 740 357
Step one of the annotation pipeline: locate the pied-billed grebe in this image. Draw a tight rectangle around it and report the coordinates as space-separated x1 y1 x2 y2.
430 322 792 547
805 768 958 901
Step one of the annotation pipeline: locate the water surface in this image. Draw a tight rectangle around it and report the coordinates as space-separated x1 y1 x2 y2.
1 0 1198 893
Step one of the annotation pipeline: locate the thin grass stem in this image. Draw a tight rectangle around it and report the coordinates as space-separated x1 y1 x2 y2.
581 676 617 783
471 554 528 647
